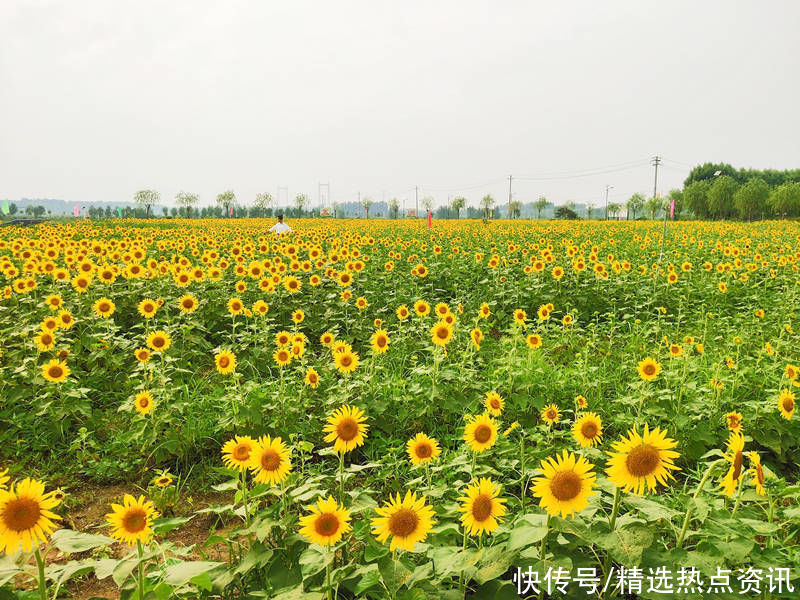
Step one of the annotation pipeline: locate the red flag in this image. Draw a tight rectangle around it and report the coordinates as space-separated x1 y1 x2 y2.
73 205 79 217
669 200 675 219
229 207 233 217
427 210 432 228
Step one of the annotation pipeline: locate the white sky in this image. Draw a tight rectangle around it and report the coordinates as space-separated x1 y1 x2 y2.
2 0 799 209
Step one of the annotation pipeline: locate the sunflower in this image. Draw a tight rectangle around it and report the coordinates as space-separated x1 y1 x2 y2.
212 349 236 375
134 347 151 363
720 432 745 498
786 364 799 381
41 316 59 332
470 328 483 349
526 334 542 349
513 309 527 328
575 395 588 409
292 309 305 324
406 433 441 466
222 435 256 471
146 330 171 353
725 411 743 433
414 299 430 317
134 391 155 415
57 310 74 330
483 391 505 416
152 471 173 487
370 329 390 354
137 298 158 319
42 359 69 383
637 357 661 381
227 297 244 315
106 494 158 545
746 452 766 496
334 349 360 374
355 297 368 310
430 321 453 347
252 300 269 316
320 331 335 347
540 404 560 425
396 305 410 320
299 495 352 546
531 451 596 518
573 412 603 448
479 302 491 319
458 478 507 536
463 413 498 452
249 435 292 485
93 297 116 318
178 294 199 313
275 330 292 347
35 330 56 352
777 389 795 420
0 478 61 553
273 348 292 366
668 343 683 357
323 405 368 453
304 368 320 388
605 425 680 495
371 491 436 552
283 276 301 293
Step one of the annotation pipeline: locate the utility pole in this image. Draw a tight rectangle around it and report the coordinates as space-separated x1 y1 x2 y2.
508 175 512 219
415 186 418 219
604 184 613 220
651 155 661 200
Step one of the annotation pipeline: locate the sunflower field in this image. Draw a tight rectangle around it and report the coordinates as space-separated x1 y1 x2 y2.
1 217 799 599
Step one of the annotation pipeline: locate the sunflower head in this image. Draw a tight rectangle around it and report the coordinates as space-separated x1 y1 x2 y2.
458 477 507 536
215 349 237 375
483 392 505 416
323 405 369 453
299 495 352 547
106 494 158 546
531 451 596 518
248 435 292 485
778 389 795 420
42 359 70 383
406 433 441 466
637 357 661 381
463 413 498 453
334 349 360 374
371 490 436 552
222 435 256 471
605 425 680 495
0 478 61 553
573 412 603 448
540 404 561 425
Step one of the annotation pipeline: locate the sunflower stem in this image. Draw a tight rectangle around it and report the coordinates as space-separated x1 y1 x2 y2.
540 513 550 559
136 540 145 600
240 469 250 527
519 434 526 513
676 459 721 549
34 548 47 600
325 546 332 600
338 451 345 505
608 487 622 531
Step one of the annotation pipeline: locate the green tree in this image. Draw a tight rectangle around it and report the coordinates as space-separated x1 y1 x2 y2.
626 193 645 219
9 203 18 216
768 182 800 217
707 176 738 219
509 200 522 219
216 190 236 216
133 189 159 218
683 180 710 218
607 202 622 219
294 193 308 217
361 195 374 218
451 196 466 219
645 196 663 220
480 194 494 219
389 198 400 219
534 196 548 219
254 192 272 217
734 177 769 221
175 191 199 218
555 205 579 219
666 189 683 219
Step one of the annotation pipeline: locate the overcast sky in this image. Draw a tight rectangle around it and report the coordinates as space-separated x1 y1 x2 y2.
2 1 799 210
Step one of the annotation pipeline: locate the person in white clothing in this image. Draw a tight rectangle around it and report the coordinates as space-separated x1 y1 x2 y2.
268 214 293 234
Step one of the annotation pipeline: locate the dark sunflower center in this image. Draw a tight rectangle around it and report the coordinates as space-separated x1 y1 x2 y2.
415 443 431 458
546 410 557 420
756 465 765 486
183 299 193 309
340 356 352 367
314 513 340 537
377 337 387 347
152 337 164 348
732 451 743 481
42 334 53 345
99 302 110 312
473 424 492 444
48 365 63 378
336 418 358 441
581 422 598 438
643 364 656 376
471 494 493 522
388 508 419 538
783 397 795 412
260 449 281 471
122 508 147 533
2 497 41 532
436 327 449 339
549 470 582 501
625 444 660 477
138 397 150 408
490 398 500 409
144 303 154 312
234 445 251 460
218 356 230 368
